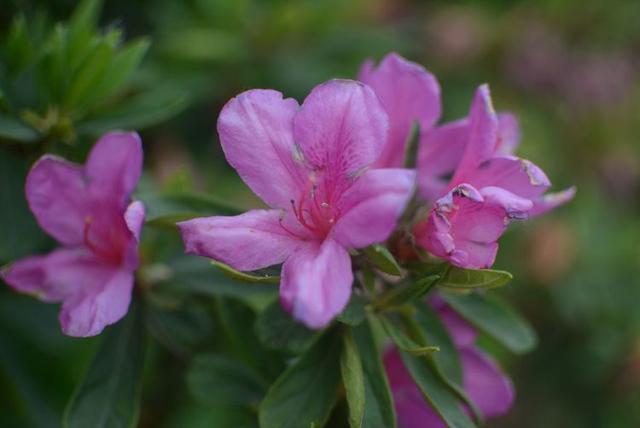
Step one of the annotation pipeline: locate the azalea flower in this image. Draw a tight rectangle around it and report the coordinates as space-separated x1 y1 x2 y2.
178 80 415 328
384 296 514 428
414 85 574 268
359 53 573 268
1 132 145 337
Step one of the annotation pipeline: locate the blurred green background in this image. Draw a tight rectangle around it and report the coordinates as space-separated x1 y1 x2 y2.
1 0 639 427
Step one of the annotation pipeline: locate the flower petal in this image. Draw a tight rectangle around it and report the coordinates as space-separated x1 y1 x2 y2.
1 247 134 337
496 113 520 155
359 53 442 168
461 348 515 418
178 209 303 272
280 238 352 329
124 200 145 242
217 89 305 209
59 268 134 337
383 348 447 428
451 85 499 185
294 79 388 181
86 132 143 207
530 186 576 217
469 156 551 199
415 184 531 269
332 168 416 249
26 156 89 245
418 119 468 200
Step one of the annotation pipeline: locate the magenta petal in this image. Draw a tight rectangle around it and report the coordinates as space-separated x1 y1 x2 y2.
26 156 88 246
470 156 551 199
124 200 145 242
383 348 447 428
416 184 530 269
294 79 388 178
530 186 576 217
496 113 520 155
436 305 478 348
217 89 305 209
280 239 352 329
451 85 499 185
461 348 515 418
418 119 468 200
86 132 143 206
178 209 303 272
59 268 134 337
359 53 442 168
332 168 415 249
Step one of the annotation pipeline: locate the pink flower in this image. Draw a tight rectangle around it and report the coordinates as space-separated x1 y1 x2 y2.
415 85 575 268
357 53 573 268
359 52 441 168
178 80 415 328
1 132 145 337
384 296 515 428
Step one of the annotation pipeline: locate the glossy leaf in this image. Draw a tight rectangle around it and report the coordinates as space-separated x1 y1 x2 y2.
381 317 440 356
259 330 342 428
341 330 365 428
364 244 402 276
352 320 397 428
212 260 280 284
0 114 39 142
439 267 513 290
372 275 439 310
187 353 267 406
441 292 537 354
337 294 367 326
414 302 462 386
63 303 146 428
255 301 317 354
400 351 476 428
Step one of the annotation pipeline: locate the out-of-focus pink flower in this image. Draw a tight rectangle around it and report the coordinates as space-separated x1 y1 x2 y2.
178 80 415 329
359 52 441 168
1 132 144 337
415 85 574 268
384 296 515 428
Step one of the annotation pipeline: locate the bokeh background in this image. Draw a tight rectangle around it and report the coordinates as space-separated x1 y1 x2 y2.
1 0 639 427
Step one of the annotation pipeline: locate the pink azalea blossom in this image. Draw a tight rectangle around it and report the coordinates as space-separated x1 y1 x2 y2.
357 53 573 269
1 132 144 337
359 52 441 168
178 80 415 328
384 296 515 428
414 85 574 268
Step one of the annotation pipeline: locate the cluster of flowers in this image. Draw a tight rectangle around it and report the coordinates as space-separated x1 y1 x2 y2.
1 53 572 426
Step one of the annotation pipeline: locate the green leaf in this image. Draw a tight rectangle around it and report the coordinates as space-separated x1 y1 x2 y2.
76 89 189 134
259 330 342 428
6 15 34 74
403 121 420 169
399 351 476 428
142 190 242 228
439 266 513 290
337 294 366 326
352 320 396 428
380 317 440 356
65 39 115 108
255 301 317 354
372 275 439 310
363 244 402 276
441 292 537 354
414 303 462 386
63 303 146 428
84 38 151 106
0 114 39 142
340 330 365 428
211 260 280 284
215 297 282 378
187 353 267 406
67 0 103 73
